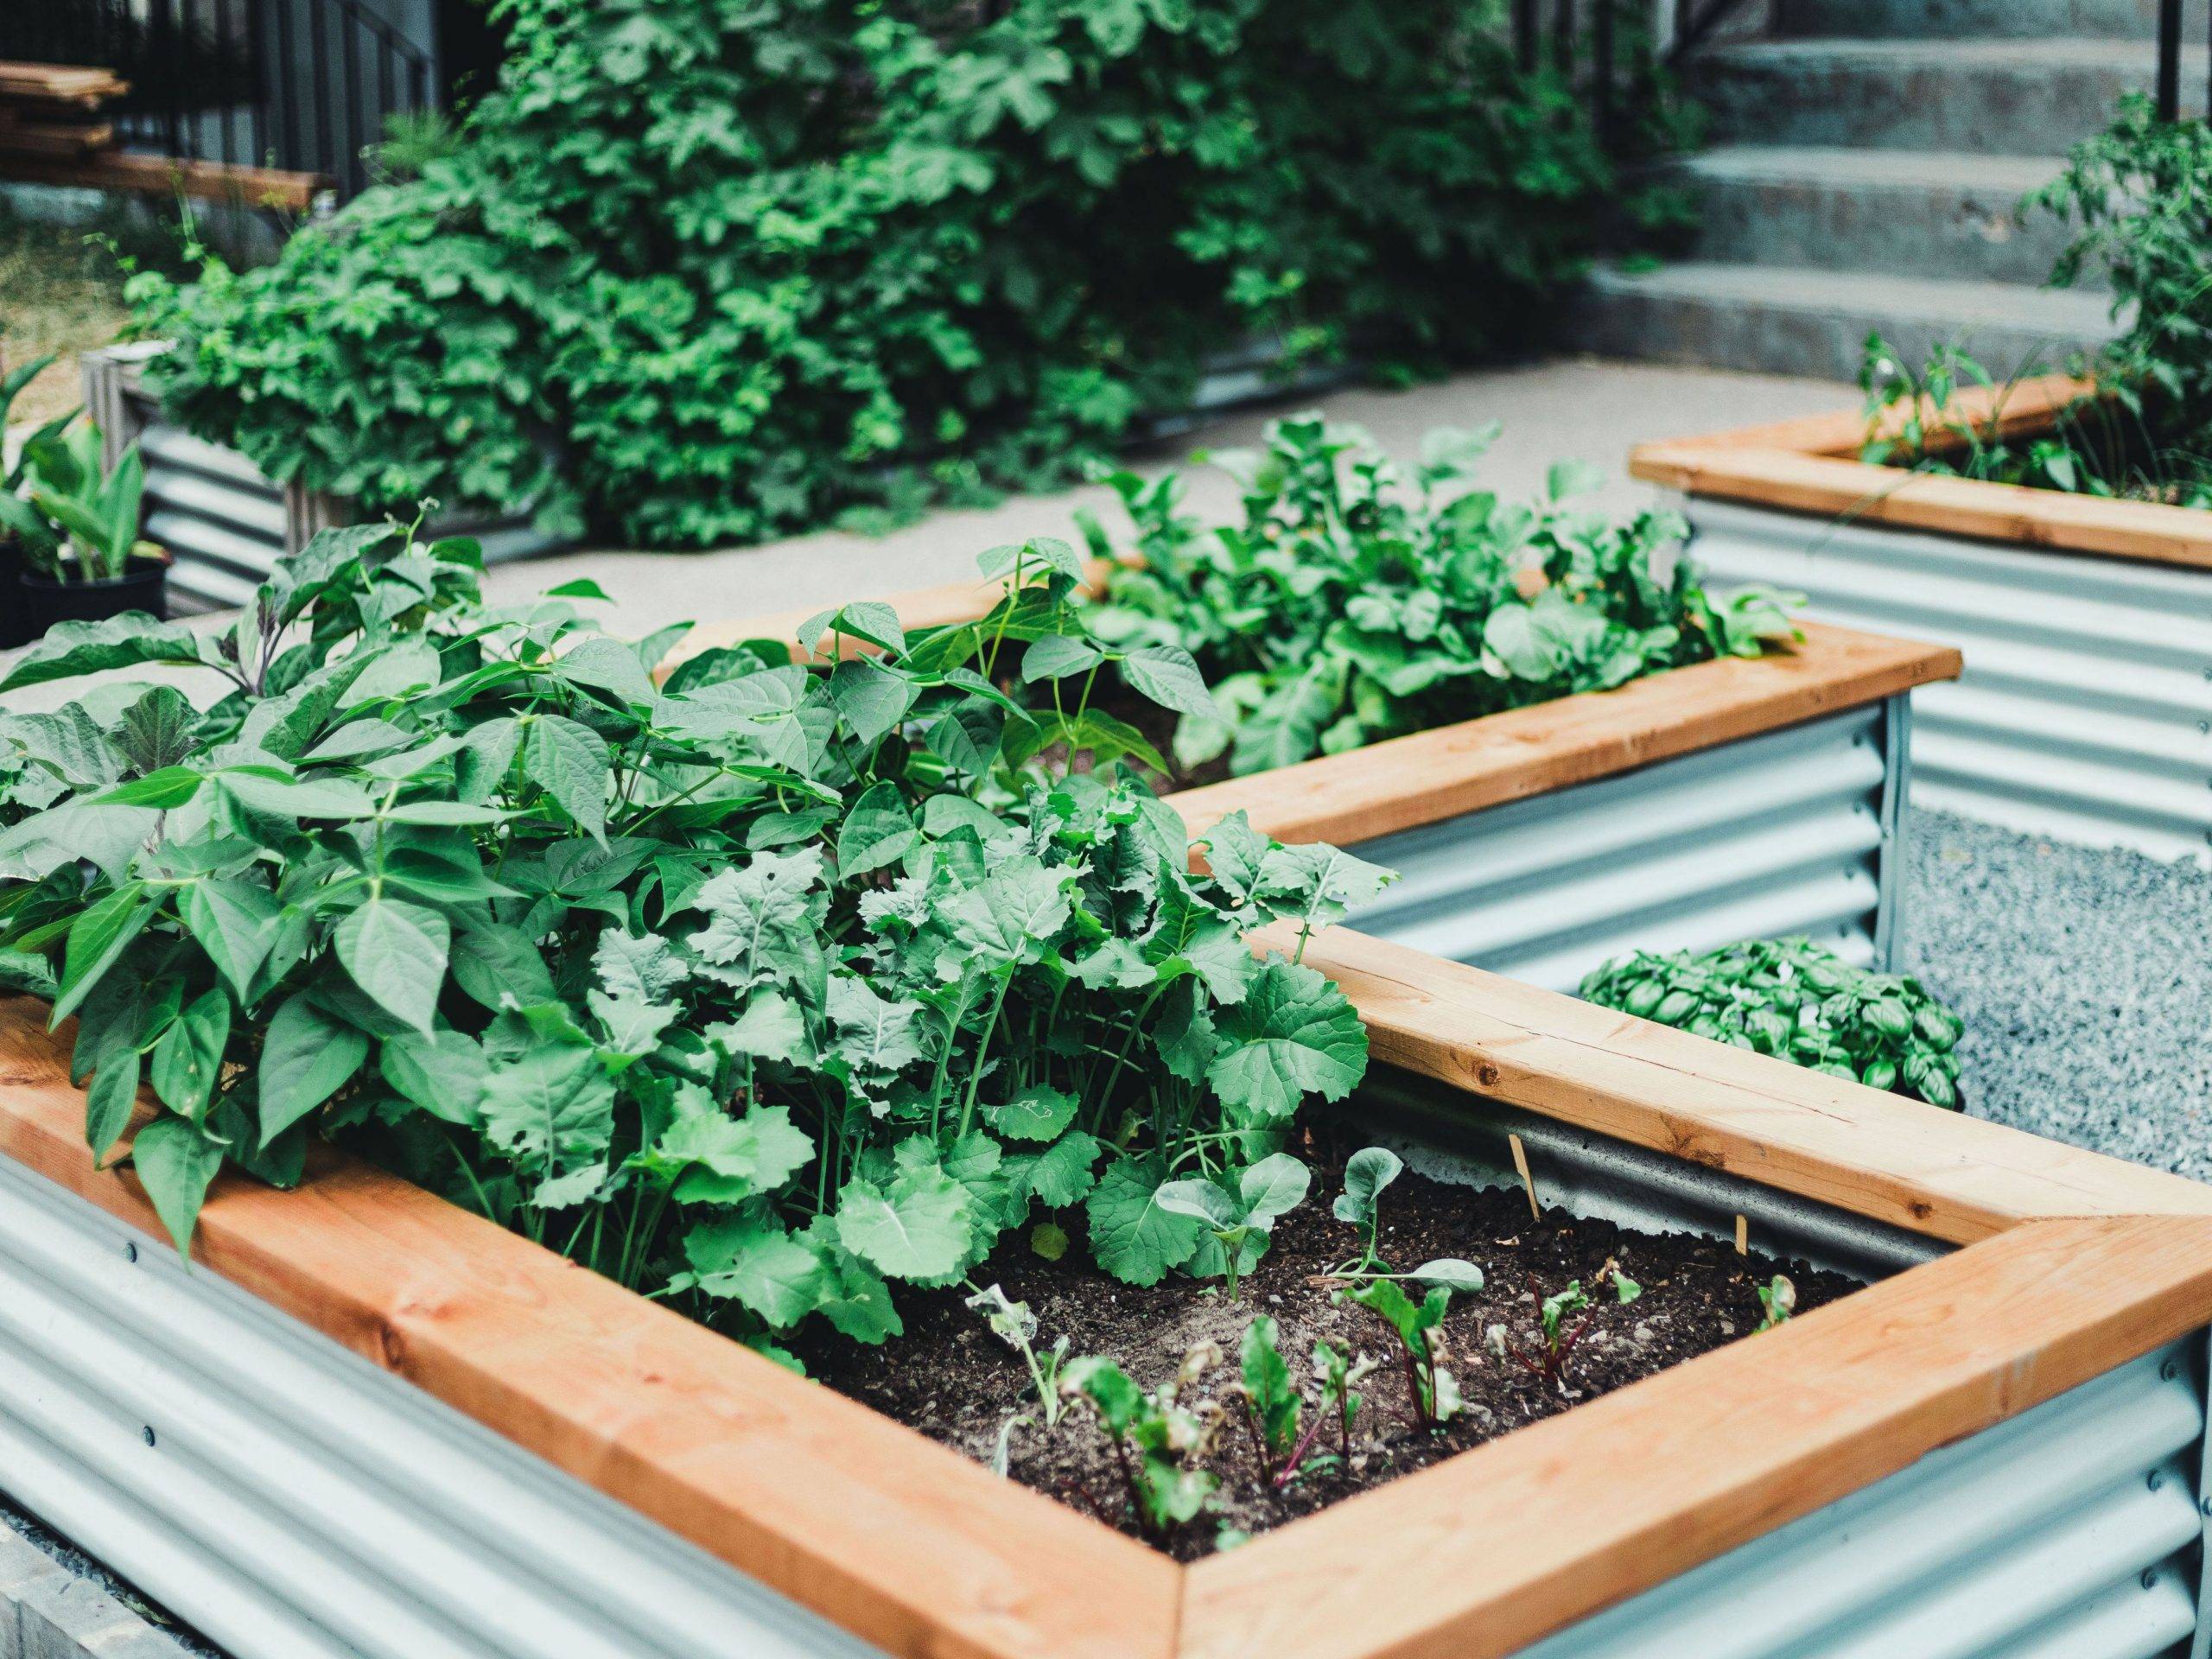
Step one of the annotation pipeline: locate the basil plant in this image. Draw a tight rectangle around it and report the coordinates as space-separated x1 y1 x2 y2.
0 524 1389 1364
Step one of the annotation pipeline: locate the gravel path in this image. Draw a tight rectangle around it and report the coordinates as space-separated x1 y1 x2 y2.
2 1493 225 1657
1904 810 2212 1181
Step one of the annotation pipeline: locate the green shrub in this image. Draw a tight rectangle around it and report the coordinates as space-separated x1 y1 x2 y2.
1081 413 1800 776
127 0 1642 548
0 524 1383 1363
1580 937 1964 1107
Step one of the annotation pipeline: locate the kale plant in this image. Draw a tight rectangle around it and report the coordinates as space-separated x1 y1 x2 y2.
0 523 1382 1365
1084 415 1802 777
1580 937 1964 1107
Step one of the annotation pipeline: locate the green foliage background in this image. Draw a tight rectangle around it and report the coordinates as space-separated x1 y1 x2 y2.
129 0 1636 548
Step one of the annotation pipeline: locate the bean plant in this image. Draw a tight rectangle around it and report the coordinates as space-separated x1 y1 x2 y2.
0 522 1383 1365
1580 937 1964 1108
1082 415 1802 778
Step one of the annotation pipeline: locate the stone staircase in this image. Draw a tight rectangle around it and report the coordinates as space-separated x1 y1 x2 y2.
1569 0 2210 381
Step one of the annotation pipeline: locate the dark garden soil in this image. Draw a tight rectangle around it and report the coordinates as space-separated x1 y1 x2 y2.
798 1144 1861 1559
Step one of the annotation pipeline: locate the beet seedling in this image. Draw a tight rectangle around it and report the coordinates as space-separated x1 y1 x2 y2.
1509 1278 1594 1392
1340 1278 1462 1430
1756 1274 1797 1332
1313 1338 1377 1459
1154 1153 1310 1300
1063 1353 1217 1539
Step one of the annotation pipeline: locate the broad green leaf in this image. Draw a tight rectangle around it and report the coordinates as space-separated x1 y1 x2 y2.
92 766 204 809
1333 1146 1403 1226
0 613 214 693
1026 1128 1101 1207
449 920 556 1010
1120 644 1220 719
984 1084 1078 1142
377 1027 485 1128
683 1218 830 1327
1238 1152 1311 1225
945 858 1069 965
827 658 916 751
1154 1175 1241 1229
522 715 611 842
259 993 372 1141
1206 960 1368 1124
480 1043 616 1181
798 601 907 658
151 995 231 1123
835 781 918 879
83 1049 140 1166
114 685 196 775
835 1164 974 1281
130 1114 226 1256
217 768 381 820
335 896 451 1033
455 716 524 803
53 884 156 1026
825 977 924 1072
715 989 807 1058
180 876 281 1001
1022 633 1103 682
1086 1158 1204 1286
554 637 658 708
801 1214 903 1344
1414 1259 1485 1294
660 1104 813 1204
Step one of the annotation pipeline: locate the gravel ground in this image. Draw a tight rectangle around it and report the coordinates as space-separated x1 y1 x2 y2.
1904 809 2212 1180
2 1493 225 1656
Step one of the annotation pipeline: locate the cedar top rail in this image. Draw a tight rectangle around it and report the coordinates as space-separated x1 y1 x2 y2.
6 925 2212 1659
661 564 1961 849
1630 372 2212 574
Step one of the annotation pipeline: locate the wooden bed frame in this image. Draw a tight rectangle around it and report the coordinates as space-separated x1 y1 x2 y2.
661 565 1960 850
1629 372 2212 573
3 923 2209 1659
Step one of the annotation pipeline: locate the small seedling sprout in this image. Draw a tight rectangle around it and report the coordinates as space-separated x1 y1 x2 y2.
1154 1153 1310 1300
1062 1345 1221 1539
965 1281 1070 1427
1339 1278 1463 1431
1332 1146 1404 1273
1756 1274 1797 1332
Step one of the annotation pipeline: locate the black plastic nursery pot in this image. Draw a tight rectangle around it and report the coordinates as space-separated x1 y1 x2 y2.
9 556 169 648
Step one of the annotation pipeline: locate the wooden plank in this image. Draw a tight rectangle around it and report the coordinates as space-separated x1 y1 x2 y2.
1180 1212 2212 1659
0 150 324 211
0 999 1180 1659
0 120 116 159
1676 372 2093 459
0 63 129 105
666 578 1959 852
1166 620 1958 849
1289 924 2212 1241
1632 442 2212 572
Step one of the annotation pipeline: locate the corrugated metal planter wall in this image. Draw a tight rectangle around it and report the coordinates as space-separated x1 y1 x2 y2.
1339 698 1911 991
1676 497 2212 867
4 1088 2206 1659
80 345 567 615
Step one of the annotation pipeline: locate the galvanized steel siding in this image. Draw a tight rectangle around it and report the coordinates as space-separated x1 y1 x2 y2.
1522 1338 2209 1659
1681 497 2212 865
0 1156 884 1659
1344 702 1904 992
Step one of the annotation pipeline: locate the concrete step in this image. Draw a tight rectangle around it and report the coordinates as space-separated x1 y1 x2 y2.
1776 0 2206 39
1692 39 2209 154
1566 260 2124 383
1673 147 2083 288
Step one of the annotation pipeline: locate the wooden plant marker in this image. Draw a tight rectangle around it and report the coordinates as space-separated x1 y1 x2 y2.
1509 1131 1541 1223
1734 1213 1749 1256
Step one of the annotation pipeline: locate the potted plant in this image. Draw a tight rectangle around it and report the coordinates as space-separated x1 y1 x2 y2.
1 415 169 645
0 350 70 650
674 417 1962 990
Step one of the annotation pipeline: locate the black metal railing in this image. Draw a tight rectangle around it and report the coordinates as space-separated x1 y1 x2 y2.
2156 0 2211 119
1508 0 1764 149
0 0 435 203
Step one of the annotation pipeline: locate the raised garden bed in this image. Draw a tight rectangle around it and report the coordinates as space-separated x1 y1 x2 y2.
78 343 567 615
4 927 2211 1659
1632 374 2212 865
672 575 1959 990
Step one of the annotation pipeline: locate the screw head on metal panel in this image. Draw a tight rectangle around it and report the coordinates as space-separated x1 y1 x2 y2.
2149 1470 2166 1491
141 1426 156 1448
124 1241 137 1263
2143 1568 2159 1591
2201 1495 2212 1516
2163 1357 2183 1381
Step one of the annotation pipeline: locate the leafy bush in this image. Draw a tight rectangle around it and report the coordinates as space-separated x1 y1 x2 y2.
126 0 1642 548
0 524 1384 1363
1081 414 1801 776
1859 98 2212 507
1580 937 1964 1107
